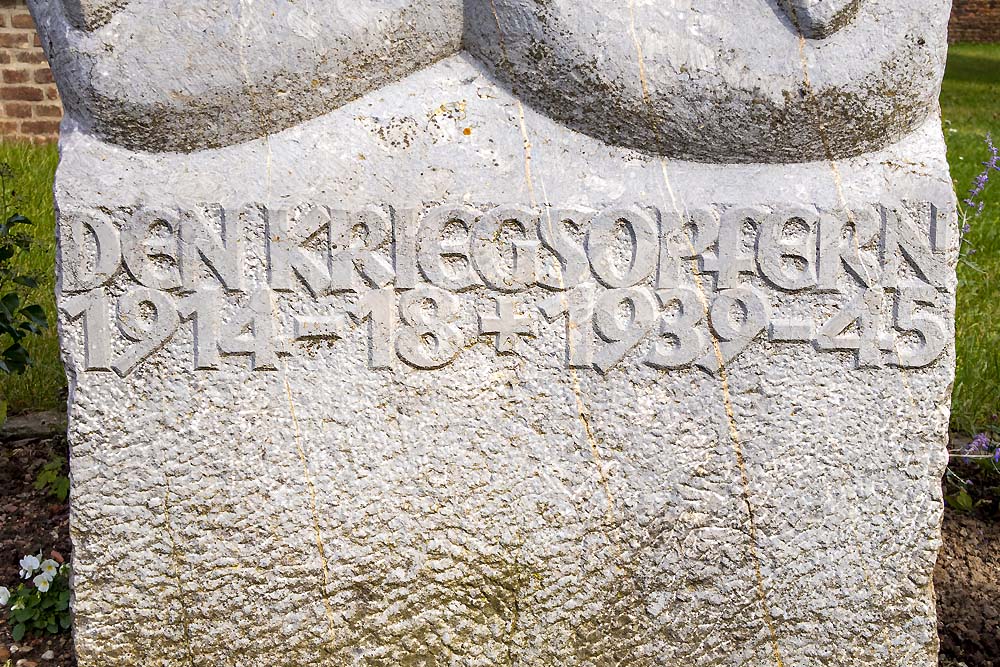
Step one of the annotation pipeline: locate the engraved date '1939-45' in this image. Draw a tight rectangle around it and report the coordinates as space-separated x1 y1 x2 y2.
58 201 952 376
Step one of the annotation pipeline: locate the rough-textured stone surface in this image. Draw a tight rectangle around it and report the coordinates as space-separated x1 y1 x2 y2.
59 0 129 31
30 0 950 161
53 53 957 665
43 3 957 666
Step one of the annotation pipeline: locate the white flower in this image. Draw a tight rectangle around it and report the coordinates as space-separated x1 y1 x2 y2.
33 573 51 593
39 559 59 577
19 554 40 579
0 586 9 606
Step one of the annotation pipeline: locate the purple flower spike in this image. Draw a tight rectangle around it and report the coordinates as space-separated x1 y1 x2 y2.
964 133 1000 223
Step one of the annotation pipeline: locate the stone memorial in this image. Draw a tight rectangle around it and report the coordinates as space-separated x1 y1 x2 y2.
32 0 957 664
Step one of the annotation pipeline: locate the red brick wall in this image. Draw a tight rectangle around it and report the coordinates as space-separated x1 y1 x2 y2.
950 0 1000 43
0 0 60 143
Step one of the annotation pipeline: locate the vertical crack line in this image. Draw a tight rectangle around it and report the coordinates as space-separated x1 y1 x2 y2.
235 0 273 202
627 3 785 665
791 7 933 552
790 29 919 414
526 111 615 520
516 103 535 205
282 372 338 646
491 0 616 520
790 17 941 659
537 177 614 521
161 475 197 667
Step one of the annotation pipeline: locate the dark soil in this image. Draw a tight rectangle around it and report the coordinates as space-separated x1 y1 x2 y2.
0 414 996 667
0 426 74 667
937 508 1000 667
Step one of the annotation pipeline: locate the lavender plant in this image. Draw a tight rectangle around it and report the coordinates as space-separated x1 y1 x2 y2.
945 431 1000 515
956 132 999 266
945 133 1000 514
962 132 999 216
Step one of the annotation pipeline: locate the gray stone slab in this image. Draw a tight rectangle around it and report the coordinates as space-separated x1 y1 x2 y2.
38 3 957 666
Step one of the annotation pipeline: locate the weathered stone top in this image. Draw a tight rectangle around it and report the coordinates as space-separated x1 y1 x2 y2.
32 0 950 161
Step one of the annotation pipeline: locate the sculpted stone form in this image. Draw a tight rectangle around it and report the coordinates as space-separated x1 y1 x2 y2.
59 0 128 30
35 1 957 666
780 0 862 38
35 0 464 151
466 0 950 162
32 0 950 160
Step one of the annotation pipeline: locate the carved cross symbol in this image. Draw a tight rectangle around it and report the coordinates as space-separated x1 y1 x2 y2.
478 297 534 355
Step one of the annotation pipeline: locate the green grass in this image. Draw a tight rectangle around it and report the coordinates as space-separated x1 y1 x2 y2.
0 46 995 429
0 142 63 415
941 43 1000 435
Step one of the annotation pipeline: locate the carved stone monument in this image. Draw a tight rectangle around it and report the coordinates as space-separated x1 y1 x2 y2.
33 0 956 665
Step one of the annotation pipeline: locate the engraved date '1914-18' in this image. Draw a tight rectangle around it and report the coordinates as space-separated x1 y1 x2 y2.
58 202 952 376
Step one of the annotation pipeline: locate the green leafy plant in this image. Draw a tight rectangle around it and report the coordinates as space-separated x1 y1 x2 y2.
0 553 71 641
0 162 49 422
34 454 69 502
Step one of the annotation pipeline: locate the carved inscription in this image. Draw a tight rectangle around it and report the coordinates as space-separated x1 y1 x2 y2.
59 203 951 376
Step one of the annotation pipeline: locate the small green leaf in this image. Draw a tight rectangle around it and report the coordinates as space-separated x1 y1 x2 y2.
1 291 19 313
12 622 25 641
18 321 42 335
3 342 30 374
20 303 46 327
947 489 975 512
59 613 71 629
13 607 34 622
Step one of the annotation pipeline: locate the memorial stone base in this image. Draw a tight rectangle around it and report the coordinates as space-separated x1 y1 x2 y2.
56 54 955 666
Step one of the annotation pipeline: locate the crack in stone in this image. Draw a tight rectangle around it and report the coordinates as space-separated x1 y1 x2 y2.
236 0 274 203
161 474 198 667
525 111 617 520
282 372 339 648
488 0 617 520
789 23 946 660
626 2 786 665
522 123 617 519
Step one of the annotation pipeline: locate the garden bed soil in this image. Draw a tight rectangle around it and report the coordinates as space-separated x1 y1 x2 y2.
937 508 1000 667
0 425 74 667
